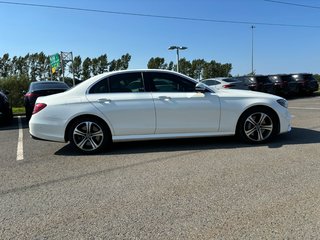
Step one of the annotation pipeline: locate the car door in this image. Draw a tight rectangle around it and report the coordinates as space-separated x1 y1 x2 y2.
144 72 220 134
86 72 156 136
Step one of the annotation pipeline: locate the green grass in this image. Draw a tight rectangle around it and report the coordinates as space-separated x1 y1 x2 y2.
12 107 25 115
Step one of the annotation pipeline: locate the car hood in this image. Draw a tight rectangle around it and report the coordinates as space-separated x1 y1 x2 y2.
214 88 280 100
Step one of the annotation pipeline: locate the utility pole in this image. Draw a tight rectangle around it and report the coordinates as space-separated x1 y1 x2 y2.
251 25 255 75
60 51 75 86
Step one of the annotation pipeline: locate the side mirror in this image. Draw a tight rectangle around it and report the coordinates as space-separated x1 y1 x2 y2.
195 82 207 92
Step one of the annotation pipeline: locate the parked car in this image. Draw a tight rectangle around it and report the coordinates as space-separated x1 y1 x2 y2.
235 76 258 91
291 73 319 95
254 75 275 94
24 81 70 120
269 74 299 96
201 77 250 90
29 69 291 154
0 90 13 125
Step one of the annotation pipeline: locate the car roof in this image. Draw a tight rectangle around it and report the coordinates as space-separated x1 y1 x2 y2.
70 69 199 94
97 69 196 79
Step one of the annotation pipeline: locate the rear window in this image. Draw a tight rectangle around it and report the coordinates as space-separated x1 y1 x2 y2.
255 76 272 83
280 75 295 82
223 78 238 83
30 82 69 91
292 74 315 81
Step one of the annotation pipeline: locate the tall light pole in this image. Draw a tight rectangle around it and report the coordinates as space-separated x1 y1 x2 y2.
251 25 255 75
168 46 187 72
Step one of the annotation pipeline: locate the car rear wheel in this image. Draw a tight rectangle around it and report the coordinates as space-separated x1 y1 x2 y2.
69 118 110 153
238 108 278 143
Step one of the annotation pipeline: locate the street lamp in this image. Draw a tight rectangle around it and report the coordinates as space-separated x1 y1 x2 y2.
168 46 188 72
251 25 255 75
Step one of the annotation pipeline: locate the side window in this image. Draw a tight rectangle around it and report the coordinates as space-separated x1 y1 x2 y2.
146 72 196 92
89 77 109 94
109 73 144 93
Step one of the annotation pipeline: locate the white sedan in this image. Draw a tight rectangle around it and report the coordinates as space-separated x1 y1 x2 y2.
29 69 291 153
201 77 249 90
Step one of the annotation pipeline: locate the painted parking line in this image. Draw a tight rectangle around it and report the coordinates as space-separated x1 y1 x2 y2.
16 116 24 161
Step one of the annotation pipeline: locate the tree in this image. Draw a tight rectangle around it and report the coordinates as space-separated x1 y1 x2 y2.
91 54 109 75
146 57 232 79
178 58 192 76
82 57 92 80
28 53 38 80
190 59 206 79
72 56 82 80
202 60 232 79
0 53 11 78
109 53 131 71
91 57 100 76
36 52 49 80
167 61 174 71
147 57 167 69
97 54 108 74
0 75 30 107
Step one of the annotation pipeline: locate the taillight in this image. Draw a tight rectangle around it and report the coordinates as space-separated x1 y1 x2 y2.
25 92 39 98
32 103 47 115
222 84 235 88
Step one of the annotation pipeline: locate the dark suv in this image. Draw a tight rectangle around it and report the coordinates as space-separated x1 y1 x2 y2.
234 76 257 91
254 75 275 94
236 76 274 94
291 73 319 95
269 74 299 96
24 81 69 120
0 90 13 125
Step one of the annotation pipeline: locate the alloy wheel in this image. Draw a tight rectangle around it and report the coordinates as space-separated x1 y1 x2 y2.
72 121 104 151
243 112 273 142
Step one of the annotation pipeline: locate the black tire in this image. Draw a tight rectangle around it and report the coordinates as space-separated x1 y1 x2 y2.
237 108 278 144
25 106 32 120
3 108 13 125
8 108 13 123
68 117 111 154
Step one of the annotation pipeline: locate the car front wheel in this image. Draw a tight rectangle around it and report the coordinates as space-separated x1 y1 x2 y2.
69 118 110 153
238 108 278 143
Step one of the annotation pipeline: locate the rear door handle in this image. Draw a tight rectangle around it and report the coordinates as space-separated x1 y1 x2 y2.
158 96 171 101
98 98 112 103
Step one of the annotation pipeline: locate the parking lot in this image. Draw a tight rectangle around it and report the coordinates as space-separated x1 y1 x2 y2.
0 96 319 239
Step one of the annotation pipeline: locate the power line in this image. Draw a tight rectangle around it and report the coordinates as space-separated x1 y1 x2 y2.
1 0 320 28
264 0 320 10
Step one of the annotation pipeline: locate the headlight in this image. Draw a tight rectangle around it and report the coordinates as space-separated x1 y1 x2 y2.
277 99 288 108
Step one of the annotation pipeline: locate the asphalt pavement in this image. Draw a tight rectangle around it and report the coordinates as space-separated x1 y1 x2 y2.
0 96 319 239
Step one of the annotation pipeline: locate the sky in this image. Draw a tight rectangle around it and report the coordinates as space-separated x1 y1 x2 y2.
1 0 320 76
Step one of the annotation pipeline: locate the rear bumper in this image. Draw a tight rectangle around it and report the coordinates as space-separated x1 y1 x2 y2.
29 116 67 142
